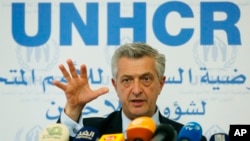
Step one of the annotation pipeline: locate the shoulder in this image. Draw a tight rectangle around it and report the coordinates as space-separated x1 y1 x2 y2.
159 112 183 132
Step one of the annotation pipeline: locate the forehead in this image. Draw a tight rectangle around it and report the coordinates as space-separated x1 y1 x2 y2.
116 56 157 77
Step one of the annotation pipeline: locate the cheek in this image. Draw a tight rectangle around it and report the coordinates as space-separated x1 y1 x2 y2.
146 85 161 98
116 86 129 99
147 84 159 93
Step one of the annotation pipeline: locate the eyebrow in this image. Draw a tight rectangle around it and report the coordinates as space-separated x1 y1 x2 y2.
120 72 153 78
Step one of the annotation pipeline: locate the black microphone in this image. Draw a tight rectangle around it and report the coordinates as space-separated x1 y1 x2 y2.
177 121 203 141
209 133 229 141
151 124 177 141
73 126 100 141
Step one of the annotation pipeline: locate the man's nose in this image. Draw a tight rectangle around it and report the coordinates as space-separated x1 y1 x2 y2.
132 80 142 95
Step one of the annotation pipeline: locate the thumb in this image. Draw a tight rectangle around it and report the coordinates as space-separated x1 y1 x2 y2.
94 87 109 96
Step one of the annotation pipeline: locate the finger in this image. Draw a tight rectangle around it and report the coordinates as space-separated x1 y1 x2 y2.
94 87 109 96
59 64 71 82
53 80 66 91
80 64 87 79
67 59 78 78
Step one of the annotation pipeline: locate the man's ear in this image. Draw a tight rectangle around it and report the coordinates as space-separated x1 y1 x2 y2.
160 76 166 88
111 78 117 90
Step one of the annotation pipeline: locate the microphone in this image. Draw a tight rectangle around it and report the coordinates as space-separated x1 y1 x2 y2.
99 133 125 141
177 121 203 141
38 123 69 141
209 133 229 141
126 116 156 141
151 124 177 141
73 126 100 141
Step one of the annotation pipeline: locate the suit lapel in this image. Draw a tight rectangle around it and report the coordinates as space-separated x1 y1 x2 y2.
100 110 123 134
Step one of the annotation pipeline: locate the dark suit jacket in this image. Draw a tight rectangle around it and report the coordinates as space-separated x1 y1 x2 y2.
60 110 207 141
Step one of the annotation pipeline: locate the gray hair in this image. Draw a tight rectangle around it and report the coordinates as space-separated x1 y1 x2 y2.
111 42 166 80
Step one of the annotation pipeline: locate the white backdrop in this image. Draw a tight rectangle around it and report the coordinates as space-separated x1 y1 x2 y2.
0 0 250 140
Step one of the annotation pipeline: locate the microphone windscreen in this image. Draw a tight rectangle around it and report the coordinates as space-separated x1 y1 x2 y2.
126 116 156 141
177 121 203 141
99 133 125 141
39 123 69 141
209 133 229 141
151 124 177 141
73 126 100 141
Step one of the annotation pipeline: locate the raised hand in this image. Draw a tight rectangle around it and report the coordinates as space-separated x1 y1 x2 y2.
53 59 109 121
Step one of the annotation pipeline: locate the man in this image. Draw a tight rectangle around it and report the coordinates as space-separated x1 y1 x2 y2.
53 42 207 141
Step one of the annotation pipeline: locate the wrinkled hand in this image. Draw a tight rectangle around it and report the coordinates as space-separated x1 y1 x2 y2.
53 59 109 121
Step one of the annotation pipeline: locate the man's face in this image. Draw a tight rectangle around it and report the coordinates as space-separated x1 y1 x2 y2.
112 56 165 120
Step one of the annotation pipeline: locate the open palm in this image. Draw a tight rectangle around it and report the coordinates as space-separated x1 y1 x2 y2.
53 59 109 120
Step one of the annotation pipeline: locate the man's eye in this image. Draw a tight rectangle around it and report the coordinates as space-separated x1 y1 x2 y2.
122 78 131 83
141 76 153 85
121 78 132 87
142 76 151 81
144 77 150 81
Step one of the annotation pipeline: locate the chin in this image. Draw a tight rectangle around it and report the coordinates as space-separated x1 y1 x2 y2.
130 108 148 116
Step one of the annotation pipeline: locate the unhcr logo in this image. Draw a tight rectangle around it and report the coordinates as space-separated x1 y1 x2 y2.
16 39 59 71
193 36 238 70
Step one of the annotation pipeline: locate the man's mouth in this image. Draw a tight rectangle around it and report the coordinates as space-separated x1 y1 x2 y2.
130 99 145 106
